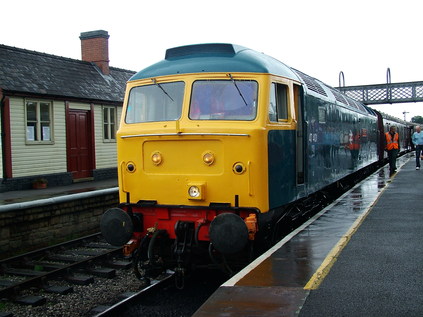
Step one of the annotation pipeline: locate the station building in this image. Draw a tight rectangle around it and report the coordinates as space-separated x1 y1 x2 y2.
0 30 135 192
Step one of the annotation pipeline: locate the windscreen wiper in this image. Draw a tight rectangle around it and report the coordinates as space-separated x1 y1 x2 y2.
152 78 174 102
228 73 248 106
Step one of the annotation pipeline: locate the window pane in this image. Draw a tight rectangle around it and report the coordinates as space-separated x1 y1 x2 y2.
110 109 115 123
110 123 115 139
26 122 36 141
189 80 257 120
40 103 50 121
269 84 277 122
104 108 108 123
126 82 185 123
276 84 288 120
27 102 37 121
41 123 51 141
104 123 109 139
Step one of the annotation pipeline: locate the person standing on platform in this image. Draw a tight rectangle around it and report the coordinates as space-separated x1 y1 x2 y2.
412 125 423 170
385 126 399 176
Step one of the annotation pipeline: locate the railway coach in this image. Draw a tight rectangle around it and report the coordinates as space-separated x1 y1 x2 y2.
101 43 407 281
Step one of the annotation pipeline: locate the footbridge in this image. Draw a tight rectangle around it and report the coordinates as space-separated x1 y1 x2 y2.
336 69 423 105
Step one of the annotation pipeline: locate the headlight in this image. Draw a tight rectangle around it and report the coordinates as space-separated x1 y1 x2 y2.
188 186 200 198
202 152 215 165
151 152 162 165
187 183 206 200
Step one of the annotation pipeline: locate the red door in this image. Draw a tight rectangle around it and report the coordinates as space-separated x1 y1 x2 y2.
67 109 94 179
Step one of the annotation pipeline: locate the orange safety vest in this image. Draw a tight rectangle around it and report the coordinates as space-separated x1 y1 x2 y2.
349 133 360 150
385 132 399 150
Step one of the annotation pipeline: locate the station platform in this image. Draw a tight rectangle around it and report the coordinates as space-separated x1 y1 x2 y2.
193 154 423 316
0 178 117 206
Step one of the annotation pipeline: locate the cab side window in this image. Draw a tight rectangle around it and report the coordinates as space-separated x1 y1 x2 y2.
269 83 288 122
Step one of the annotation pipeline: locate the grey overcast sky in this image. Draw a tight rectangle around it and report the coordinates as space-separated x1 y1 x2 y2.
1 0 422 120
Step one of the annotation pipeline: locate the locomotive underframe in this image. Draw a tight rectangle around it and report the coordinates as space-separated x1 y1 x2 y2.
117 202 259 281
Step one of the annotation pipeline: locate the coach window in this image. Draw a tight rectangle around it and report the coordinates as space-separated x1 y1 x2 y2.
103 106 117 142
25 100 53 143
269 83 288 122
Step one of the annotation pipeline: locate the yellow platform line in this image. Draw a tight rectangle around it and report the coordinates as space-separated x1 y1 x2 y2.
303 163 403 290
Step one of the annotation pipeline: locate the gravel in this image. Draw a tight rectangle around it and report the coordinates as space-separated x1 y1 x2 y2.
1 269 141 317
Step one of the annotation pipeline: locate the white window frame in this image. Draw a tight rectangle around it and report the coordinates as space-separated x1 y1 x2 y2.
103 106 117 142
25 99 54 144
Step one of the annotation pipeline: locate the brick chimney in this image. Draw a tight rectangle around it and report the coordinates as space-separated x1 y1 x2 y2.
80 30 110 75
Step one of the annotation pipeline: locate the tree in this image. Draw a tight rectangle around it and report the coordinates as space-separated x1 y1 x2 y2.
411 116 423 124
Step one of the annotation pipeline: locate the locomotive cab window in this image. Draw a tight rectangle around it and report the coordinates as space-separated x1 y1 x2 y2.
189 80 257 120
269 83 289 122
125 81 185 123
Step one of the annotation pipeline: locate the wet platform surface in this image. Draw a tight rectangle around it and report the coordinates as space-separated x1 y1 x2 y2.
0 178 117 206
194 153 423 316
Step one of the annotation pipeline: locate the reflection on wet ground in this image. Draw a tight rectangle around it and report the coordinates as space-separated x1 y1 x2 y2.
236 154 411 288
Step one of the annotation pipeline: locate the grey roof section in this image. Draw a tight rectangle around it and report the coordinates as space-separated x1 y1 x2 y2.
0 44 135 103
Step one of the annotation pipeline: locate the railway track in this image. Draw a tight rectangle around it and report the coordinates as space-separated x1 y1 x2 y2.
0 233 154 316
92 271 175 317
0 233 124 301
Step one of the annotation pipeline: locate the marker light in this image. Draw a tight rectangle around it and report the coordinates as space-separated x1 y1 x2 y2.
126 162 136 172
233 162 246 174
151 152 162 165
203 152 215 165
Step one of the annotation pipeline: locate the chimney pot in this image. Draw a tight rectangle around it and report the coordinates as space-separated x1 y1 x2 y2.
80 30 110 75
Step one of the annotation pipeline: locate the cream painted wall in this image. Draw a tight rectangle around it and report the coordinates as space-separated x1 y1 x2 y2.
9 98 120 178
10 97 67 177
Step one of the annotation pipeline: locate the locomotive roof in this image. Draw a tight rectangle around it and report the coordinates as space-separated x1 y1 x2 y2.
130 43 374 115
129 43 301 81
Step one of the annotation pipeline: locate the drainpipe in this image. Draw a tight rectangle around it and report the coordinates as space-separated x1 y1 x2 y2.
0 88 6 182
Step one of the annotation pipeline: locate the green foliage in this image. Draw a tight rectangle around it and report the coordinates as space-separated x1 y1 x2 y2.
411 116 423 124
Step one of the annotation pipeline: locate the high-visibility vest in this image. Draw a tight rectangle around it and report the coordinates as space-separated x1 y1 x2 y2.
385 132 399 150
349 134 360 150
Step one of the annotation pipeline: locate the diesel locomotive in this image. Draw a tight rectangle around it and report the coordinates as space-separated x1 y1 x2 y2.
100 43 411 281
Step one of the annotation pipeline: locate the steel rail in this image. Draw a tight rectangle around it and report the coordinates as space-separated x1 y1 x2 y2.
93 271 175 317
0 233 122 299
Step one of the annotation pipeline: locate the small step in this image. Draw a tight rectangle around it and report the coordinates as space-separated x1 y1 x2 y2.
0 312 14 317
15 295 46 306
